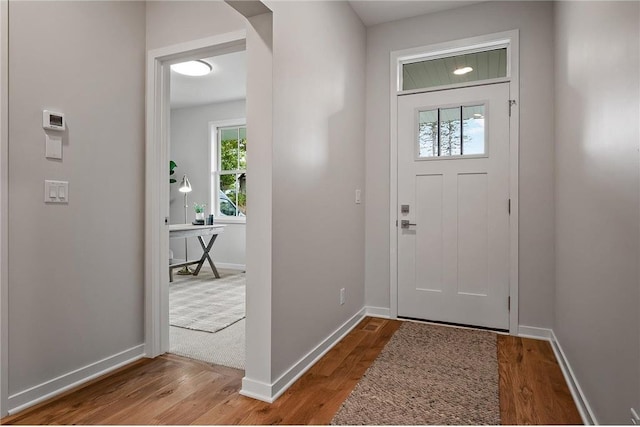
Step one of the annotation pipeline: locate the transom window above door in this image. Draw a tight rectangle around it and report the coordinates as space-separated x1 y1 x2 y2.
402 48 507 91
417 104 486 158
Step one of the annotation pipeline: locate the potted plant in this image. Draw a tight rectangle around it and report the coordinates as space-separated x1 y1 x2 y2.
170 160 177 183
194 203 206 221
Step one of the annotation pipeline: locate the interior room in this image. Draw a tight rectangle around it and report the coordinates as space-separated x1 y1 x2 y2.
0 0 638 425
168 50 247 370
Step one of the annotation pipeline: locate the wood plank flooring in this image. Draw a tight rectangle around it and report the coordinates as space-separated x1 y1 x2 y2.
1 317 582 425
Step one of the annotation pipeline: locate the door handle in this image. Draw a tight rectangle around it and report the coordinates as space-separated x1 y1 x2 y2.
401 220 416 229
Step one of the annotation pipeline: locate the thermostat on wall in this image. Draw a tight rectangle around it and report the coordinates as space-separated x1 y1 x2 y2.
42 110 65 131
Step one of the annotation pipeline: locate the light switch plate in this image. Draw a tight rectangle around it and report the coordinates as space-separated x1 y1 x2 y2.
45 134 62 159
44 180 68 204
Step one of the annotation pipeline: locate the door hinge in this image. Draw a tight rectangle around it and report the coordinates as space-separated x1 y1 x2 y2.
509 99 517 117
395 219 398 227
508 296 511 311
508 199 511 215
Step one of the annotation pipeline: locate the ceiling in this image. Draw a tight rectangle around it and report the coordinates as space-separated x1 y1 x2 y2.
348 1 485 27
170 50 246 109
169 2 485 108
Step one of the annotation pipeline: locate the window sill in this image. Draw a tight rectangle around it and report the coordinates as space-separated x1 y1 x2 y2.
214 217 246 225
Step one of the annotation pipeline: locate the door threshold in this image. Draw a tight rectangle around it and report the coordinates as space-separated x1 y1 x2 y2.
397 316 509 335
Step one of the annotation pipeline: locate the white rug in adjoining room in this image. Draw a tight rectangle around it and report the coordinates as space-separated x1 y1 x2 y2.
170 319 245 370
169 269 245 333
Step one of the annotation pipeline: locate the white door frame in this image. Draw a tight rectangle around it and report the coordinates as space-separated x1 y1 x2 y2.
144 31 246 358
389 30 520 335
0 0 8 417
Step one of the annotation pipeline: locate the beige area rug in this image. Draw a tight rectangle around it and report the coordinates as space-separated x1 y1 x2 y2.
169 268 245 333
170 319 245 370
331 321 500 425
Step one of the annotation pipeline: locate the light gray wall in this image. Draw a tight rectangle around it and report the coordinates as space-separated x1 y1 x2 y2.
554 1 640 423
146 0 246 52
243 9 273 388
170 100 247 268
268 0 366 379
8 1 145 395
364 1 556 328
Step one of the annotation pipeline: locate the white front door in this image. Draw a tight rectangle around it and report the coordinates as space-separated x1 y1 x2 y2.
397 83 510 330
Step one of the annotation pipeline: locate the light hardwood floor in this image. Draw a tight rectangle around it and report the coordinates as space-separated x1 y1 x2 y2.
1 317 582 425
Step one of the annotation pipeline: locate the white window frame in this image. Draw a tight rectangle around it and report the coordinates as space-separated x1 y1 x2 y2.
414 101 489 161
209 118 246 224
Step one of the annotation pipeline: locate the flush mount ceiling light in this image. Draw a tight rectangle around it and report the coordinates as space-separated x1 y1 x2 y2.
453 66 473 75
171 60 213 77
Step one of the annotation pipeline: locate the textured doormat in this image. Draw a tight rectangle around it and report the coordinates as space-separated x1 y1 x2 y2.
169 269 245 333
331 321 500 425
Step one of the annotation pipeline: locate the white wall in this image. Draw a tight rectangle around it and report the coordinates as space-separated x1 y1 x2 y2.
170 100 247 268
268 0 366 380
7 0 146 397
364 1 556 328
554 1 640 423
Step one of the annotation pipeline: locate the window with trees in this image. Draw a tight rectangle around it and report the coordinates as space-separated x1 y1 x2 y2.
418 104 485 158
212 123 246 219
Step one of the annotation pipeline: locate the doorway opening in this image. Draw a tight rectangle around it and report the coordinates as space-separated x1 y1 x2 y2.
167 49 247 370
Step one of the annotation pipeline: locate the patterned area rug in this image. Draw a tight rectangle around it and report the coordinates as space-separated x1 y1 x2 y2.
331 321 500 425
169 269 245 333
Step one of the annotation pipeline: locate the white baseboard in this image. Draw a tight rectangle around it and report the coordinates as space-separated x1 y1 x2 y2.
239 377 273 403
549 330 597 425
216 262 246 271
518 325 553 340
8 344 145 415
240 307 366 403
365 306 390 319
519 325 596 425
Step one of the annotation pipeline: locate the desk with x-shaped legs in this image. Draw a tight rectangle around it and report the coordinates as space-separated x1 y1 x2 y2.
168 224 226 282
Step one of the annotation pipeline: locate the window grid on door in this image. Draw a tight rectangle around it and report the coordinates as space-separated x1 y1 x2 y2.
418 104 485 159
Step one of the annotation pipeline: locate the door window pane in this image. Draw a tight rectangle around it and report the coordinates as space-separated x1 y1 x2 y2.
439 107 461 156
462 105 485 155
418 110 438 157
417 104 486 158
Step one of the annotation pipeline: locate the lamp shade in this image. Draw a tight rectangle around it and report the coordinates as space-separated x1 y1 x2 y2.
179 175 192 193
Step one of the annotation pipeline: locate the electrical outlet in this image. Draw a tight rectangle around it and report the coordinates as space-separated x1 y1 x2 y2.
631 408 639 424
340 288 345 305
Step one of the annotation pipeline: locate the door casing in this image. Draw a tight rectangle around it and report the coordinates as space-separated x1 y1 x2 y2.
145 31 247 358
389 30 520 335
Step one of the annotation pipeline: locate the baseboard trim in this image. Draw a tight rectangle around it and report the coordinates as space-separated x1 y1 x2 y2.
240 307 366 403
364 306 390 318
216 262 246 271
518 325 553 340
239 378 274 403
549 330 597 425
518 325 596 424
8 344 145 415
